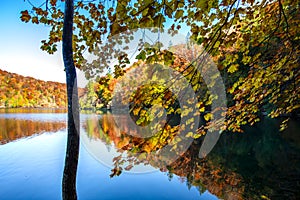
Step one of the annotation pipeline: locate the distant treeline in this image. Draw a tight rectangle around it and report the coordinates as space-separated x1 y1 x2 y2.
0 69 85 108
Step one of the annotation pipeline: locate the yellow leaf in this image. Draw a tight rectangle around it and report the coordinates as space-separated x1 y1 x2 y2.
261 195 270 200
143 144 152 153
185 132 194 138
227 64 239 73
133 107 140 116
204 113 213 121
200 107 205 112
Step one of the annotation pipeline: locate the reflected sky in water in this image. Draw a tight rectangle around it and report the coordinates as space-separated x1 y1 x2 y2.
0 110 218 200
82 113 300 199
0 109 299 199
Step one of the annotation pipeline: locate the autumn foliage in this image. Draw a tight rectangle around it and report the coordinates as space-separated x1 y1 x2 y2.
0 69 84 108
0 117 66 144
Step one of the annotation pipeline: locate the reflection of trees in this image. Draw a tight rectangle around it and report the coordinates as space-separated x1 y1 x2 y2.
84 114 300 199
167 142 245 200
0 118 66 144
207 118 300 199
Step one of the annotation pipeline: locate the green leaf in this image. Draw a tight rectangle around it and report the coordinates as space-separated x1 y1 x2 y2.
175 10 184 19
136 50 146 61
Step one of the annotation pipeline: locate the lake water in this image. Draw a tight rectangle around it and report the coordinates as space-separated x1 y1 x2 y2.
0 108 299 199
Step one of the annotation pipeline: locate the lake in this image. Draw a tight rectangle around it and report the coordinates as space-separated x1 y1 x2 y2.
0 108 299 199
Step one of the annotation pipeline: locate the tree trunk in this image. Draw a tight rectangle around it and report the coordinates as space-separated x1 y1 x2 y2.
62 0 80 200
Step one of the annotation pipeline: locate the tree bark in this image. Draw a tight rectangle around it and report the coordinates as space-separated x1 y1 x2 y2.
62 0 80 200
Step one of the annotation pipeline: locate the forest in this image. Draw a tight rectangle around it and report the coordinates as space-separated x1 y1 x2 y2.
0 69 85 108
0 0 297 199
17 0 300 135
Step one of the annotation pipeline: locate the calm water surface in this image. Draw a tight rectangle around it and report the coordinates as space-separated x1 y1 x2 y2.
0 109 216 200
0 108 299 199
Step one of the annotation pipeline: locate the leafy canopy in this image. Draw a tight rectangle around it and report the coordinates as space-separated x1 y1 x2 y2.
21 0 300 133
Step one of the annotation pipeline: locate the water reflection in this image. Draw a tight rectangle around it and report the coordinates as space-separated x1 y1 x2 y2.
0 108 67 113
206 118 300 199
83 114 300 199
0 111 214 200
0 109 66 144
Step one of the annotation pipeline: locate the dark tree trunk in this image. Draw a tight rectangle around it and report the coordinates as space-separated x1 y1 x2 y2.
62 0 80 200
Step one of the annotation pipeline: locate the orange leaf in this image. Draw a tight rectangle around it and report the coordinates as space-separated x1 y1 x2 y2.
20 10 31 23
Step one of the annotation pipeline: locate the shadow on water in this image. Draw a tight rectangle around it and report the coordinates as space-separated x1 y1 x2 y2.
84 114 300 200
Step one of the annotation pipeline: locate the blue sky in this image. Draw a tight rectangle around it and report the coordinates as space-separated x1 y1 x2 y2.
0 0 87 87
0 1 191 88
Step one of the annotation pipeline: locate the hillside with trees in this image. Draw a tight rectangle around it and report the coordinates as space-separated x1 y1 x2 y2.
0 69 85 108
